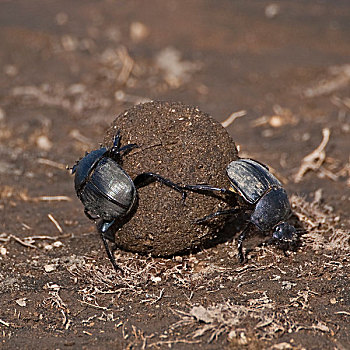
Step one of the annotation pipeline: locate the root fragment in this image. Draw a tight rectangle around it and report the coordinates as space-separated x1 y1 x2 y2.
294 128 335 182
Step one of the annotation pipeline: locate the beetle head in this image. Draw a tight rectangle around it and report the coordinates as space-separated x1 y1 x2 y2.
272 222 298 251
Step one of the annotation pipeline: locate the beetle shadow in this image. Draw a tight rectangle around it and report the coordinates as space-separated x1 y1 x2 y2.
197 211 248 252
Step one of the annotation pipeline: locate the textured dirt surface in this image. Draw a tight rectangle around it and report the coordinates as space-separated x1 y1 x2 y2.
0 1 349 349
102 101 238 256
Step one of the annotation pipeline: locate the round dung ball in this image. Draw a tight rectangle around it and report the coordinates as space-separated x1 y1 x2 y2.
103 101 238 256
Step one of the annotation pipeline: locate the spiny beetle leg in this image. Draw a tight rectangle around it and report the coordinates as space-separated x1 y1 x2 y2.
183 184 234 197
134 172 186 200
99 230 123 274
118 143 138 156
112 130 121 150
100 219 116 235
237 223 253 263
195 208 239 224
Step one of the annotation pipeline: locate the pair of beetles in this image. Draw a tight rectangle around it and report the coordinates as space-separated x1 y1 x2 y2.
72 131 298 273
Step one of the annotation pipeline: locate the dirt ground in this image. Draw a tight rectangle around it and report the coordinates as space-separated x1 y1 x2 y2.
0 1 349 349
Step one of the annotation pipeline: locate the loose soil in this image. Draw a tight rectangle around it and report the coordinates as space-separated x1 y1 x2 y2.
0 1 349 349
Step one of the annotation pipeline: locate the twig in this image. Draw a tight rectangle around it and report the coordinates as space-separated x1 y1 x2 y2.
37 158 67 170
221 110 246 128
151 288 164 304
38 196 71 202
148 339 201 347
0 319 10 327
303 64 350 98
335 311 350 316
48 214 63 233
78 300 110 310
117 46 134 85
294 128 331 183
70 129 93 145
61 309 71 329
30 235 59 240
9 234 37 249
0 234 60 248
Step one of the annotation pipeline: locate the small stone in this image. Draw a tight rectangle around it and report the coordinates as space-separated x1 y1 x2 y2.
44 264 56 272
130 22 149 42
16 298 27 307
55 12 68 26
3 64 18 77
36 135 52 151
150 276 162 283
0 246 7 256
265 4 280 19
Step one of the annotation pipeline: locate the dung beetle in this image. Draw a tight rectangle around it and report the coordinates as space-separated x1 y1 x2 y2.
183 158 298 262
71 131 185 273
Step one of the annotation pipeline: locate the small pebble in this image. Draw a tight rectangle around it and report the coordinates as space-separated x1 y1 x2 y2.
44 264 57 273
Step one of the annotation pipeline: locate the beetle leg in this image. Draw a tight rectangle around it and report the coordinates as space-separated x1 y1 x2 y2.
183 184 234 197
109 129 138 159
195 208 239 224
99 219 116 242
133 172 186 200
99 230 123 274
112 130 122 149
237 223 253 263
118 143 138 156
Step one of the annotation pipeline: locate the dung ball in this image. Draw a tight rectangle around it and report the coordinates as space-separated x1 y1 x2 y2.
103 101 238 256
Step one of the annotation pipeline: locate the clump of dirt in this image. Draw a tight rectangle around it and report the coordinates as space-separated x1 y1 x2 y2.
103 101 238 256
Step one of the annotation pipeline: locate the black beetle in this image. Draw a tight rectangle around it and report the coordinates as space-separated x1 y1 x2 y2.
183 158 298 261
71 131 185 272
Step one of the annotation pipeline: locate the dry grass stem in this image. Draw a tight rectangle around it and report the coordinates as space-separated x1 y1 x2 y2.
155 47 201 88
171 295 287 343
303 64 350 97
38 196 71 201
117 46 134 85
43 283 70 328
291 195 350 252
148 339 201 348
251 106 298 128
294 128 332 183
114 90 152 104
0 319 10 327
79 300 110 310
221 110 247 128
0 233 60 249
48 214 63 233
335 311 350 316
0 186 71 202
69 129 93 146
10 83 112 115
37 158 67 170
